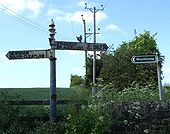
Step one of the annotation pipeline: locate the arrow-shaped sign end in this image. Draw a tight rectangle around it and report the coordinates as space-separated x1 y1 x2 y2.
105 44 109 51
131 56 135 63
6 51 11 60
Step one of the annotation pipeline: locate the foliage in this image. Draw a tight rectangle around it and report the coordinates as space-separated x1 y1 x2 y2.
0 87 90 133
0 91 31 133
1 84 170 133
65 83 170 134
99 31 160 90
164 83 170 88
163 86 170 100
65 99 112 134
33 121 64 134
70 74 84 87
96 82 159 103
86 54 103 87
107 101 170 133
65 83 154 133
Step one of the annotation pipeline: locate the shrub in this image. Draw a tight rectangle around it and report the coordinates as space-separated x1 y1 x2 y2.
70 75 84 87
65 83 165 133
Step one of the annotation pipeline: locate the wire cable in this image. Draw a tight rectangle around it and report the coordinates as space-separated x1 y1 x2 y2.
0 4 47 35
0 3 76 41
0 8 47 35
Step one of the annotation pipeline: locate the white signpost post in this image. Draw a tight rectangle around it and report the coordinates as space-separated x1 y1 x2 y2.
131 54 164 100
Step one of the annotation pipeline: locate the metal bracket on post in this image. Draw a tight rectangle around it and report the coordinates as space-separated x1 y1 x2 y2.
49 19 57 124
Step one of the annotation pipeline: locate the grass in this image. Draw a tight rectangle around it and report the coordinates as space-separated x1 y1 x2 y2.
0 86 90 101
0 88 49 100
0 86 90 120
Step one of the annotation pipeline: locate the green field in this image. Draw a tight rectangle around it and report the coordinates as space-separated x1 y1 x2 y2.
0 86 91 133
0 87 90 100
0 87 90 121
1 86 170 133
1 85 170 100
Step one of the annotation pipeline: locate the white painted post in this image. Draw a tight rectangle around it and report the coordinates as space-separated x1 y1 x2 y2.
156 53 163 100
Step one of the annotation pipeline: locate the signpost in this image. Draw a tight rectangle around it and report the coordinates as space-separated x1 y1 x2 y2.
131 54 164 100
49 19 57 124
54 41 108 51
131 55 156 64
6 19 108 124
6 49 51 60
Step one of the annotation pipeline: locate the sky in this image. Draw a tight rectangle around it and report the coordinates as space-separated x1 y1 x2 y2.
0 0 170 88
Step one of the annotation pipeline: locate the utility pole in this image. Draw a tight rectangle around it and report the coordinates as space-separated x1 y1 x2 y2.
85 3 104 95
49 19 57 123
81 15 93 88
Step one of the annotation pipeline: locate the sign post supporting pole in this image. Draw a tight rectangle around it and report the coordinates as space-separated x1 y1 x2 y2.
49 19 57 123
131 54 164 101
156 53 163 101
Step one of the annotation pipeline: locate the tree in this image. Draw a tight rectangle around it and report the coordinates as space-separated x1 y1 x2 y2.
70 74 84 87
99 31 160 90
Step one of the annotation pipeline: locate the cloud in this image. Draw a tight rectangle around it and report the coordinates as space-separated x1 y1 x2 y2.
61 11 107 23
58 11 86 23
47 9 107 23
0 0 44 17
45 0 107 23
46 8 64 16
25 0 44 17
106 24 120 31
0 0 25 13
77 0 87 7
77 0 97 8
